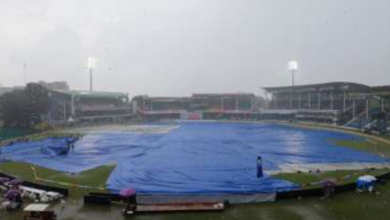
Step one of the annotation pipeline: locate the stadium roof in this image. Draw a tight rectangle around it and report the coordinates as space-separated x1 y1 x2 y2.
55 90 128 100
371 85 390 99
263 82 371 93
371 85 390 92
135 96 192 102
192 93 255 98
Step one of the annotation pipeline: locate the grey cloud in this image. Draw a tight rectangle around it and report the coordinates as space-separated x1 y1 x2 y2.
0 0 389 96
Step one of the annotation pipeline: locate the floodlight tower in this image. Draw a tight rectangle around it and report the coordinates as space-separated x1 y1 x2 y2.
288 61 298 86
87 57 97 92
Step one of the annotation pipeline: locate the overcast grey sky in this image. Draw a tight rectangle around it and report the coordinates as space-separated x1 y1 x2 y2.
0 0 389 96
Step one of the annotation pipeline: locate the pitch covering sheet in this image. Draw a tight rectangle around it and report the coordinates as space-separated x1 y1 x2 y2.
1 122 388 194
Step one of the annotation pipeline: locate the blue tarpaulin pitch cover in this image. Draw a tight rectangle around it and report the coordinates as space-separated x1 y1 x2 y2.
1 122 388 195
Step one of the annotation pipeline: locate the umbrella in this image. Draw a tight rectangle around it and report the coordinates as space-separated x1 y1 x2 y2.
5 189 22 200
120 188 136 198
358 175 377 183
0 177 10 184
322 179 337 188
8 179 22 186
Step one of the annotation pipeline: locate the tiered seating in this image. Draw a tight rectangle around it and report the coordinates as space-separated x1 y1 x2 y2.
296 110 340 124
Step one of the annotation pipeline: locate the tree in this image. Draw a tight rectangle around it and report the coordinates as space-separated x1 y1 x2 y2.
0 89 29 127
0 83 50 128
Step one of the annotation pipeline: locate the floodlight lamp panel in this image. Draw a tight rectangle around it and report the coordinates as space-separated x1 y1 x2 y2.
288 61 298 71
87 57 96 69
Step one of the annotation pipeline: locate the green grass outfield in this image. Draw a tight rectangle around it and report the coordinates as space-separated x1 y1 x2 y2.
333 138 390 158
272 138 390 189
0 162 115 198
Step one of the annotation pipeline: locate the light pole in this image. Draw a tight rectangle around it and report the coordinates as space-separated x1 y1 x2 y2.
381 98 385 112
87 57 97 92
23 62 27 85
288 61 298 86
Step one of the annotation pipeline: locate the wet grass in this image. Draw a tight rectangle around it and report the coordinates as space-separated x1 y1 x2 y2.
25 132 83 141
0 127 30 141
274 168 390 189
380 135 390 141
331 138 390 158
0 162 115 197
272 138 390 188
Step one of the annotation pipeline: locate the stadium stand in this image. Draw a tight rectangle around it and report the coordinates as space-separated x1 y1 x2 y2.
0 81 388 132
48 90 132 125
11 83 133 126
132 94 259 120
263 82 389 131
